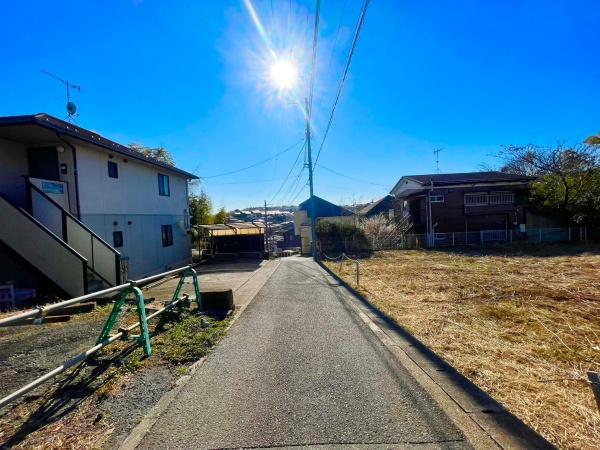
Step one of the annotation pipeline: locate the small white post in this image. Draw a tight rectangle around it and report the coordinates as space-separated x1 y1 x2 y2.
356 260 360 287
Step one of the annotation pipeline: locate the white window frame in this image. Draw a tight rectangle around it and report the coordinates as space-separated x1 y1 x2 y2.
429 194 445 203
464 192 488 206
489 191 514 205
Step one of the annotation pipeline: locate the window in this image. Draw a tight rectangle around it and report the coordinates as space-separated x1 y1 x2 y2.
161 225 173 247
158 174 170 196
429 194 444 203
464 192 489 206
435 233 447 240
489 191 514 205
108 161 118 178
113 231 123 248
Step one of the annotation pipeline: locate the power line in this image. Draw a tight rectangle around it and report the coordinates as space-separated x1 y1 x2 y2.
290 182 308 203
317 163 388 187
202 177 287 185
198 138 304 179
314 0 371 168
269 140 306 203
325 0 349 78
307 0 321 118
282 165 306 205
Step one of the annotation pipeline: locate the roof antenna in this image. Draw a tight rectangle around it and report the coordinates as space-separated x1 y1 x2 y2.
433 148 443 173
40 69 80 123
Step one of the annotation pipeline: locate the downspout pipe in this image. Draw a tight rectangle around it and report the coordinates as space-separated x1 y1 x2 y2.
55 132 81 220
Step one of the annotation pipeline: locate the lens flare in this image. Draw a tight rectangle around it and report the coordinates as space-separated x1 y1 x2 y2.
270 59 298 90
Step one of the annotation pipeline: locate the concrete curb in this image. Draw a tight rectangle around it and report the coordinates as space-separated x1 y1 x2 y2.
317 260 555 450
118 259 281 450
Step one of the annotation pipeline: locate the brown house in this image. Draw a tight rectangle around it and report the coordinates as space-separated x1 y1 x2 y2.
390 172 535 235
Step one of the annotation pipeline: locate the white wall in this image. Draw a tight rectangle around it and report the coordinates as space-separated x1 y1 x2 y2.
75 143 188 216
391 178 422 196
0 137 29 207
74 143 191 278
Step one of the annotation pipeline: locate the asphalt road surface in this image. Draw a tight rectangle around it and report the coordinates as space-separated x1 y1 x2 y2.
135 257 470 449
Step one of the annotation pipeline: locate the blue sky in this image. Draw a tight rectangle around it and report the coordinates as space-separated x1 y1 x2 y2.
1 1 599 209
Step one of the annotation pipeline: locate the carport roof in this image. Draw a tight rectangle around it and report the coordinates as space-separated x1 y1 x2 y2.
0 113 198 179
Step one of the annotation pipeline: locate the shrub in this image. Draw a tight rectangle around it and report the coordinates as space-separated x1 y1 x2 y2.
316 221 372 257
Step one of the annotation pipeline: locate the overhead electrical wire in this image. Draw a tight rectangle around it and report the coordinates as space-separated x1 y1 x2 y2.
307 0 320 119
282 165 306 205
202 177 287 185
198 138 304 179
314 0 371 168
317 163 388 187
269 140 306 203
290 182 308 203
325 0 349 78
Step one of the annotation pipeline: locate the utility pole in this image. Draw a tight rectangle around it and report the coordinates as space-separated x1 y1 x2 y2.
305 98 317 259
264 200 269 255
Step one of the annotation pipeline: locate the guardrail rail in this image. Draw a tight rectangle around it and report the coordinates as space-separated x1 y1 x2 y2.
0 265 202 409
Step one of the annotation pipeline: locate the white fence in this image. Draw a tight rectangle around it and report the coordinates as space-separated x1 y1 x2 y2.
370 227 589 251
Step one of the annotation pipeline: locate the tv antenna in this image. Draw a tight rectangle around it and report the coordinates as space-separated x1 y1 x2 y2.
40 69 80 122
433 148 443 173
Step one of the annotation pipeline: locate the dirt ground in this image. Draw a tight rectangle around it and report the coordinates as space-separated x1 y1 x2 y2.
0 258 265 449
325 243 600 450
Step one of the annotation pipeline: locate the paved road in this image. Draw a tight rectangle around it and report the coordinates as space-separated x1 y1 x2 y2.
135 257 469 449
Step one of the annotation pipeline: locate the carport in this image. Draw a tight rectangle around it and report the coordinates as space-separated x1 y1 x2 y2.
197 223 265 257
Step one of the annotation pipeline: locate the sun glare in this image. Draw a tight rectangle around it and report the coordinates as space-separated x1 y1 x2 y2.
270 59 298 91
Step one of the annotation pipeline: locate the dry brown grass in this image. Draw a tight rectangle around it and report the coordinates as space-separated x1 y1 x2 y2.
326 244 600 450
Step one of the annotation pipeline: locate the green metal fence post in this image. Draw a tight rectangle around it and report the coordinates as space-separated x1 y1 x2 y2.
171 274 186 303
132 286 152 356
97 288 129 344
188 268 202 310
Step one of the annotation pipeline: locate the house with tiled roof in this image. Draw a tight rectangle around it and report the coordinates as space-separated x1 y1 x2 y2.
390 171 536 236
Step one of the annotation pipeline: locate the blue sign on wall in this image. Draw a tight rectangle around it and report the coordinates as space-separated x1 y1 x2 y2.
41 181 64 195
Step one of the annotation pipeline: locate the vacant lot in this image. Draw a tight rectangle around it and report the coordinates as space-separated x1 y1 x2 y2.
325 244 600 450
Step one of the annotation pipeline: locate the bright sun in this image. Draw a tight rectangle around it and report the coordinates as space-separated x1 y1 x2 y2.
269 59 298 91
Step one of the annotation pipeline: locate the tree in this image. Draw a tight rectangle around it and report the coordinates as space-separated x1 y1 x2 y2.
129 143 176 166
359 212 412 242
189 190 214 225
214 207 228 224
499 142 600 225
585 133 600 147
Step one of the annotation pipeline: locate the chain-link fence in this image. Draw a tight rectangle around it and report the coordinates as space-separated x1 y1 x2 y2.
319 227 594 254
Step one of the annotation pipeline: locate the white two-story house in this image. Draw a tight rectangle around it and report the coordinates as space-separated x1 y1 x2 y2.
0 113 198 299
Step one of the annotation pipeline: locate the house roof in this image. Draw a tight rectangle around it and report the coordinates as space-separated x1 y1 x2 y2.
0 113 198 179
403 171 534 185
298 195 353 218
391 171 535 194
359 194 395 215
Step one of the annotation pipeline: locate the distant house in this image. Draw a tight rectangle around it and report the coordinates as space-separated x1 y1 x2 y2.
390 171 535 236
0 113 198 299
294 196 354 255
358 194 397 219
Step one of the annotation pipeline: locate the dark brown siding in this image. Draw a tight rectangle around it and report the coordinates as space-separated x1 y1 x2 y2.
398 184 529 233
